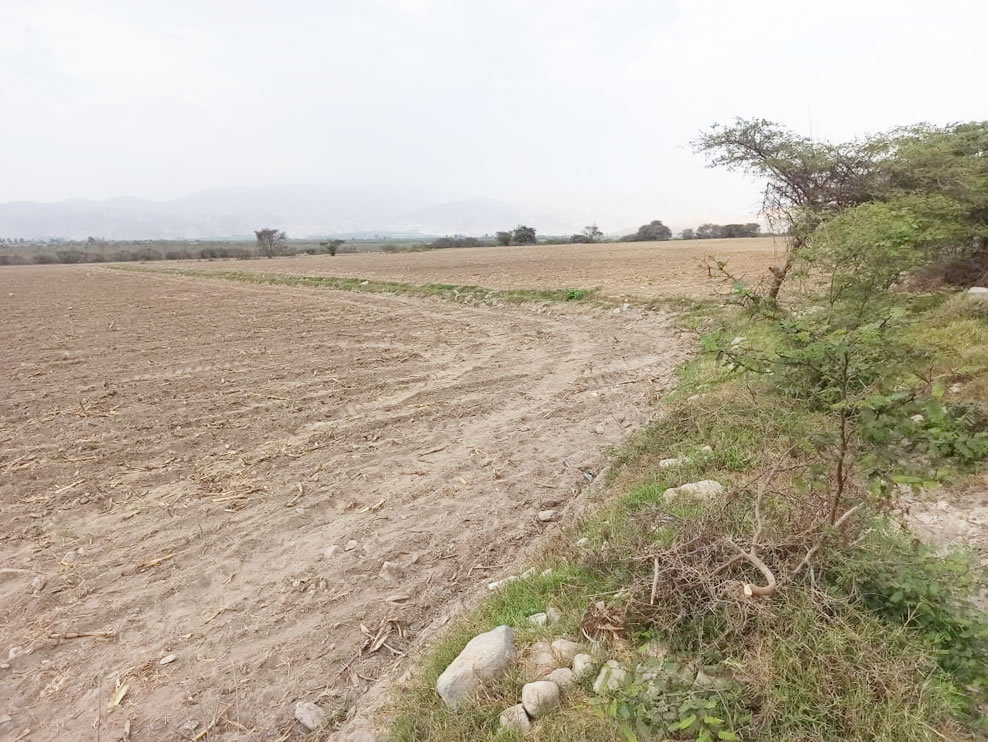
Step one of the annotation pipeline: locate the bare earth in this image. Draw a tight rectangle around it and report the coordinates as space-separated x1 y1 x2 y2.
0 266 687 741
181 238 784 300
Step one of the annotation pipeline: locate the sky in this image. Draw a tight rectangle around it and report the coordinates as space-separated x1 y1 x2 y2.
2 0 986 229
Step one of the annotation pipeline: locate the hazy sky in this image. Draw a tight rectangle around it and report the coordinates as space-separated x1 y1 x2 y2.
3 0 986 227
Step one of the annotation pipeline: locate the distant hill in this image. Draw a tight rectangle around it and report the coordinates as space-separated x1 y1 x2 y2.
0 186 582 240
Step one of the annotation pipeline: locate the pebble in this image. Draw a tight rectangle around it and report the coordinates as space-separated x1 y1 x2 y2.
344 540 358 551
528 612 548 627
323 545 340 559
499 703 532 734
159 654 177 665
521 680 560 718
576 537 589 547
540 568 553 578
545 606 562 624
537 510 558 522
0 714 11 725
295 701 327 731
379 561 402 582
487 575 518 591
658 457 687 468
594 423 605 434
31 576 45 593
910 414 925 423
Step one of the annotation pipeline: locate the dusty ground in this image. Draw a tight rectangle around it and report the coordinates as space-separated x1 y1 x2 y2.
180 238 784 300
0 265 687 741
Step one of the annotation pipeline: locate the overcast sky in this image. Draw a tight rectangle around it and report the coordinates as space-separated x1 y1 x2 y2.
2 0 986 227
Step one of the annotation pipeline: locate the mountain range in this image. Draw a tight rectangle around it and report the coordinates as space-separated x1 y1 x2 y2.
0 186 588 240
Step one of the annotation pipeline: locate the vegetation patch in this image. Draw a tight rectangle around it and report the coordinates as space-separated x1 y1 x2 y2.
110 265 603 306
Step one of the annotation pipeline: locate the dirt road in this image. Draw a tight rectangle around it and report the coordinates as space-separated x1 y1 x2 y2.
180 237 784 300
0 266 687 740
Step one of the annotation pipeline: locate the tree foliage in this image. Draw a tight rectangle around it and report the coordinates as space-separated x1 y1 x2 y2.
620 220 672 242
255 228 286 257
511 225 537 245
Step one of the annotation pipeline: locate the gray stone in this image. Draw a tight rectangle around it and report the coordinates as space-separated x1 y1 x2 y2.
545 606 562 624
529 640 558 675
538 509 558 522
344 540 358 551
663 480 724 500
528 612 548 627
547 667 575 690
294 701 327 731
593 660 629 694
966 286 988 294
159 654 177 665
499 703 532 735
658 457 688 468
30 575 45 593
551 639 582 664
436 626 515 708
379 561 402 582
521 680 560 718
571 653 593 679
323 545 340 559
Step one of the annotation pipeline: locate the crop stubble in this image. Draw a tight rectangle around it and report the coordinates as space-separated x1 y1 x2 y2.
0 265 687 740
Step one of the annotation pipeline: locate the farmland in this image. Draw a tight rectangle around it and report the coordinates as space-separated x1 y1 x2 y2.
181 237 783 300
0 261 691 740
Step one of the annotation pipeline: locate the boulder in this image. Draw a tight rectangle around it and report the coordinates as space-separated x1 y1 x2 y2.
521 680 560 719
436 626 515 709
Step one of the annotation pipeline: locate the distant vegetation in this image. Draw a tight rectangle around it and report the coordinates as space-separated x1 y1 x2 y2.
680 222 761 239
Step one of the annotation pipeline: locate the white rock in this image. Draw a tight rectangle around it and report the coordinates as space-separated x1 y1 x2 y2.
594 423 605 434
593 660 628 694
538 510 558 522
658 457 688 468
545 606 562 624
499 703 532 735
528 612 548 627
686 394 704 403
698 445 713 454
547 667 575 689
344 540 358 551
663 480 725 500
379 560 402 582
294 701 327 731
571 653 593 679
521 680 560 718
159 654 177 665
436 626 515 708
30 575 45 593
487 575 518 591
576 537 589 547
950 383 962 393
966 286 988 294
323 545 340 559
0 714 11 724
521 567 537 579
540 568 553 578
551 639 582 664
910 414 925 423
730 336 746 346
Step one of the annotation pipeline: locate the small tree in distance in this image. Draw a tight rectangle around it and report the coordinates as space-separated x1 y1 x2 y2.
320 238 345 256
620 220 673 242
511 225 537 245
255 228 286 257
495 231 512 246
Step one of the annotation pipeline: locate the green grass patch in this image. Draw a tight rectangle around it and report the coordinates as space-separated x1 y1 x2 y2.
109 265 604 306
386 291 985 742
